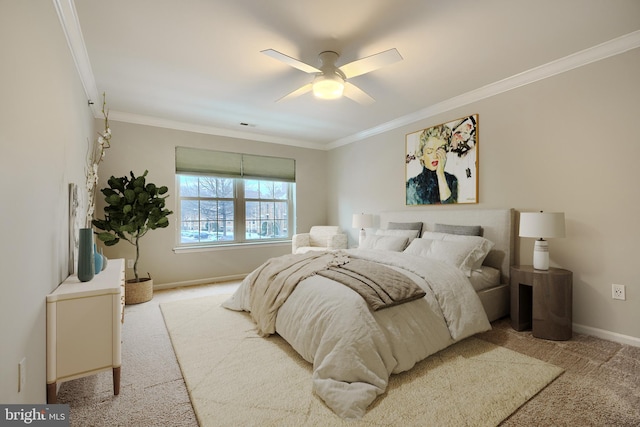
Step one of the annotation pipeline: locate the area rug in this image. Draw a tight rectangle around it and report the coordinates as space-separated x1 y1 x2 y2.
160 294 564 426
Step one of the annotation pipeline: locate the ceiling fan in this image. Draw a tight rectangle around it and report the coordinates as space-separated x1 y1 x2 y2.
261 48 403 105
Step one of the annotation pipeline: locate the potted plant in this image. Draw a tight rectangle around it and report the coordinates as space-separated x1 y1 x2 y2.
92 170 173 304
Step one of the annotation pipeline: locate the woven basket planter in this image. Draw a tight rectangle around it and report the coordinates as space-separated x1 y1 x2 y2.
125 278 153 305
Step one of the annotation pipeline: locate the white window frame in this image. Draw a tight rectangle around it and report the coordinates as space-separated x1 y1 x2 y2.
175 173 295 248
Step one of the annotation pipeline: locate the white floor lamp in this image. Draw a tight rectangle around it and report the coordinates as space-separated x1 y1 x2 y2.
519 211 566 270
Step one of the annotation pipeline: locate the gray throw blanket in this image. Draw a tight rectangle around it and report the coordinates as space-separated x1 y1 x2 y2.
316 258 426 310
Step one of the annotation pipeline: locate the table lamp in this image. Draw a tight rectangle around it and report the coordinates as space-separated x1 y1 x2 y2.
519 211 566 270
352 213 373 247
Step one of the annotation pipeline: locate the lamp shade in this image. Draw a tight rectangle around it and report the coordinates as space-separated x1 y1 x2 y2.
352 213 373 229
519 212 565 239
313 74 345 99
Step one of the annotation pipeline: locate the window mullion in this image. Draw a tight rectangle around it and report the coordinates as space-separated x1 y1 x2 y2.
235 179 246 241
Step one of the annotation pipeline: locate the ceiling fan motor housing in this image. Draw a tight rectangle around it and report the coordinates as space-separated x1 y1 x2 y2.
313 51 345 99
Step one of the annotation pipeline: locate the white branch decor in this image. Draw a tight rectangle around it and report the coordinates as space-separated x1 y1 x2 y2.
86 92 111 227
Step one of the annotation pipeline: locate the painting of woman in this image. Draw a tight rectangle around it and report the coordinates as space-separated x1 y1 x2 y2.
406 115 478 205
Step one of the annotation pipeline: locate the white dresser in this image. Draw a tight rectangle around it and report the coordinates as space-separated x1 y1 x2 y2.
46 258 125 403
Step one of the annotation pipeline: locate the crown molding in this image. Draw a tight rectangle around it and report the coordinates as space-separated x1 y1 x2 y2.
108 111 326 150
55 2 639 151
53 0 100 116
327 30 640 150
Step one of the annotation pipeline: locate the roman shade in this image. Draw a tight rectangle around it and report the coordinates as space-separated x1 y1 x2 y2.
175 147 296 182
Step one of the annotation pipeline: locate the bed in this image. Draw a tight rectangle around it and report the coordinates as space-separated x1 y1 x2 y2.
223 208 514 419
378 208 515 322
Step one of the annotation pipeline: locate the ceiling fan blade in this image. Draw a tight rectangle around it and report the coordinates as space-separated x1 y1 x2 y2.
261 49 321 74
343 82 375 105
339 48 403 79
276 83 313 102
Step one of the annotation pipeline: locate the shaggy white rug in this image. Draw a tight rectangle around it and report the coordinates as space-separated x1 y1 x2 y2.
161 294 563 426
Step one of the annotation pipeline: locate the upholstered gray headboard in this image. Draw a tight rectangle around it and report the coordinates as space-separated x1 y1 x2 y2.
379 208 515 284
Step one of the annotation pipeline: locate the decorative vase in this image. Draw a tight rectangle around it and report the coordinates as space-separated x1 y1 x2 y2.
100 247 108 271
94 243 103 274
77 228 95 282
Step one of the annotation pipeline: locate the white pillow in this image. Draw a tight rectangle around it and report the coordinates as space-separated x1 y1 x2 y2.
360 235 409 252
425 240 485 277
375 228 420 242
403 238 433 257
421 231 495 270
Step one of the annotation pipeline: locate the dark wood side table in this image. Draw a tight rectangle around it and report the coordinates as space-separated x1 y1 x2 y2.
510 265 573 341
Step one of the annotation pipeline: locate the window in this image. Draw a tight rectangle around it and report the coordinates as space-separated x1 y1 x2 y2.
244 179 291 241
178 175 236 244
175 147 295 247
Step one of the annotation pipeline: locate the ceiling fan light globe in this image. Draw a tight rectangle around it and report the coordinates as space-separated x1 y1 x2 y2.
312 75 344 100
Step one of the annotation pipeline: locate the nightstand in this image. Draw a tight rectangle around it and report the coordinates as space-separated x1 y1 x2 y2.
510 265 573 341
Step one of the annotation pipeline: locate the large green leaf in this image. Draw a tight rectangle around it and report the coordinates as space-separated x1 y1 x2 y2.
137 191 149 204
105 194 121 205
124 188 136 203
96 232 119 245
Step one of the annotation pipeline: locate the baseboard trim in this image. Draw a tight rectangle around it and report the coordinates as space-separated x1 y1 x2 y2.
154 274 246 291
573 323 640 348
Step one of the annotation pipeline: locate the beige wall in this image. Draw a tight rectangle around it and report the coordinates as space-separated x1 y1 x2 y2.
0 2 95 403
327 48 640 342
96 121 328 285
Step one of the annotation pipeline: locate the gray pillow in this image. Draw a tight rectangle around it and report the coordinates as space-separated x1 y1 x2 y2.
434 223 482 236
388 221 423 236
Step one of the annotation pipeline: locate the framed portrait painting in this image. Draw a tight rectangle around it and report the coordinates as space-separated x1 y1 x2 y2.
405 114 478 205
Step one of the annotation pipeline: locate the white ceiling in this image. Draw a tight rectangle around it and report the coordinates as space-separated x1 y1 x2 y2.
63 0 640 150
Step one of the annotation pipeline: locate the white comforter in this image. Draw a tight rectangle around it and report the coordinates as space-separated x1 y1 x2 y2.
223 249 491 419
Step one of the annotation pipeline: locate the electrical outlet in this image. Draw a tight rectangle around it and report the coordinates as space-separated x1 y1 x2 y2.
18 357 26 392
612 284 626 300
127 259 135 269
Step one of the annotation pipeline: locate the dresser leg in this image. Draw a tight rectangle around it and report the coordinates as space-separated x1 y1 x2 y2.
47 382 57 404
113 367 121 395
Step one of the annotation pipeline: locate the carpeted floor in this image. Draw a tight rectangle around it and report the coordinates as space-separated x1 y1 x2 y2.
482 321 640 426
56 282 640 426
160 294 563 426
